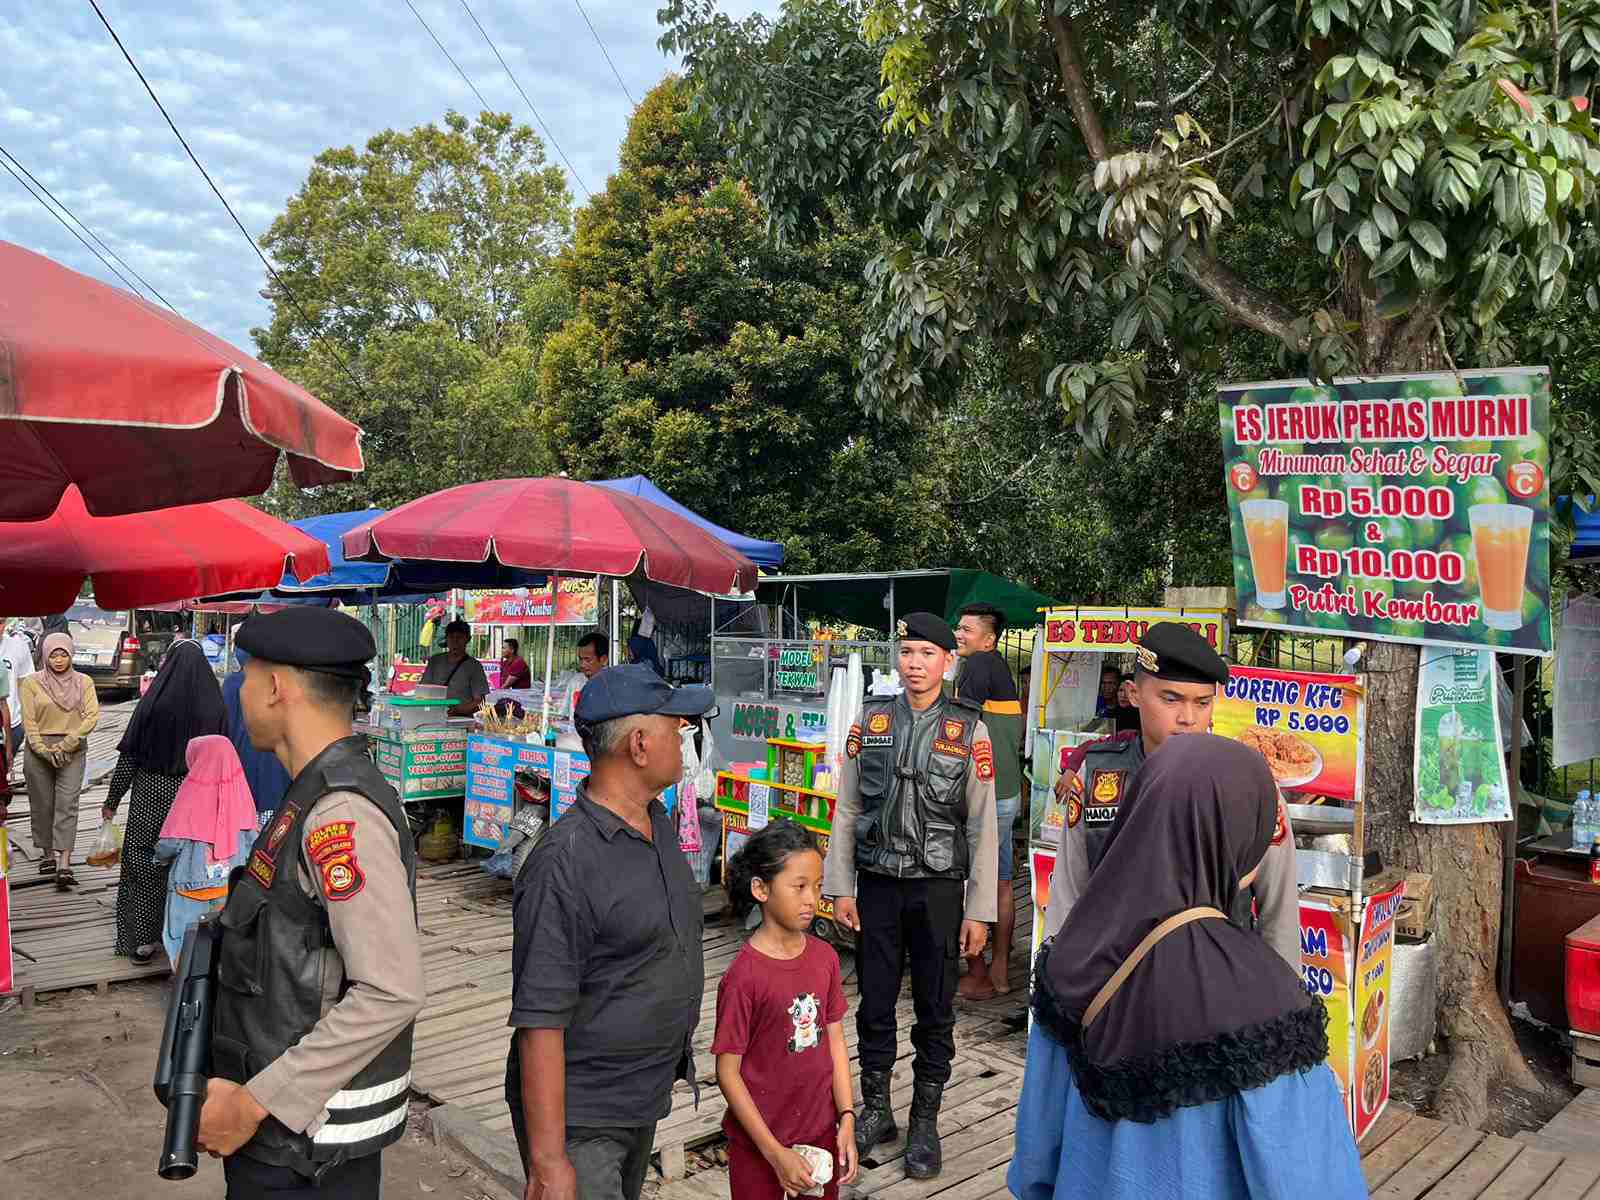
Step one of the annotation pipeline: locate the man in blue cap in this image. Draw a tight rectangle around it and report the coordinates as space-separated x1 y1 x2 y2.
506 664 713 1200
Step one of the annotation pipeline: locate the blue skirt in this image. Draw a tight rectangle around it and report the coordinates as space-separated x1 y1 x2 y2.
1007 1025 1367 1200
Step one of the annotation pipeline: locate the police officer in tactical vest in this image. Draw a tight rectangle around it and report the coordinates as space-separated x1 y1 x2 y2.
1042 621 1300 968
825 613 999 1180
196 608 425 1198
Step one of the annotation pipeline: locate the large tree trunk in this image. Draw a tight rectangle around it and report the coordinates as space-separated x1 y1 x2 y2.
1355 321 1542 1126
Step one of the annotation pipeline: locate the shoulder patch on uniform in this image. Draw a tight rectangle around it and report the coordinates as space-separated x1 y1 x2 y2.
1272 799 1289 846
973 739 994 781
307 820 357 865
846 722 862 759
1063 730 1139 774
309 820 364 902
1066 793 1082 828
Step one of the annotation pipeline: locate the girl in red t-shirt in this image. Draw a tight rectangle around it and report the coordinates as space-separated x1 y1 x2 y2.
714 822 859 1198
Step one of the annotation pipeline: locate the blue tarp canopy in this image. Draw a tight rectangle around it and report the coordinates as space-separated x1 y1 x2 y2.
213 509 546 604
1564 497 1600 560
593 475 784 568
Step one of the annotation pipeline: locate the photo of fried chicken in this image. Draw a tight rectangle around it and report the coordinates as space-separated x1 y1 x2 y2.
1238 725 1321 784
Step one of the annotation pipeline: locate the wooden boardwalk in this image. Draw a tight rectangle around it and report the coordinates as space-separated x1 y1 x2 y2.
2 700 165 1003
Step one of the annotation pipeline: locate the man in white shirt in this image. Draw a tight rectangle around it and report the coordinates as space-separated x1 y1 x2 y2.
2 623 35 760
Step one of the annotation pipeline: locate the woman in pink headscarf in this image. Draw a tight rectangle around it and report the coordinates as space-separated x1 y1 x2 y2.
151 735 258 969
20 631 100 888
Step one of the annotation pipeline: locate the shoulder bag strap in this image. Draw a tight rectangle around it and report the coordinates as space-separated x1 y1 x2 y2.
1083 905 1227 1028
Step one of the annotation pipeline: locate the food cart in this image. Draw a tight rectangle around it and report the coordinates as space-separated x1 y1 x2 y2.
1028 604 1399 1138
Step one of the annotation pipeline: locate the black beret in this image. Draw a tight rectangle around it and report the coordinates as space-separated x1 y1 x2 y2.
896 611 957 651
1135 622 1229 686
236 607 376 680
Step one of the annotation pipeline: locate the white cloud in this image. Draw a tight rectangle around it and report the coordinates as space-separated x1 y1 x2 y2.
1 0 782 352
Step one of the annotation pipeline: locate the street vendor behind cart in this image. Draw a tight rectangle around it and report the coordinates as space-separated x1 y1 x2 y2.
419 619 490 717
1045 622 1299 969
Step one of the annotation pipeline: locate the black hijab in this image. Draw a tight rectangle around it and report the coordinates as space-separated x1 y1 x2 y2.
117 640 228 776
1035 733 1324 1122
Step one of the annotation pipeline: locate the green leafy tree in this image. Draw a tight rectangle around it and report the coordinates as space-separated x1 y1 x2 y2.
255 111 573 513
539 77 954 573
660 0 1600 1119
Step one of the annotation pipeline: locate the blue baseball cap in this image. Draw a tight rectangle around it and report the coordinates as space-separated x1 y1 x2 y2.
574 664 715 727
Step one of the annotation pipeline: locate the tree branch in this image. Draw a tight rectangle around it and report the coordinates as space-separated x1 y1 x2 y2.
1134 68 1216 111
1043 5 1108 159
1180 109 1278 167
1182 253 1308 348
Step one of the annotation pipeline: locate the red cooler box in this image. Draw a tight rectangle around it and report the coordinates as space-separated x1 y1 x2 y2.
1569 913 1600 1037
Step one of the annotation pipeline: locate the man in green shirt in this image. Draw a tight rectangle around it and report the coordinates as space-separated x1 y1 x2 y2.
952 603 1025 998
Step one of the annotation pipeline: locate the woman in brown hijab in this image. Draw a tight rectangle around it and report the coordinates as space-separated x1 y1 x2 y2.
21 631 100 888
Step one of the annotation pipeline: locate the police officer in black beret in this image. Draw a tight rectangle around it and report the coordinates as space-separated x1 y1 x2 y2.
1044 621 1299 968
196 608 424 1198
824 613 999 1180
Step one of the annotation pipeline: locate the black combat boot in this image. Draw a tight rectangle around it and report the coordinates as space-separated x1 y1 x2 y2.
904 1080 943 1180
855 1069 897 1158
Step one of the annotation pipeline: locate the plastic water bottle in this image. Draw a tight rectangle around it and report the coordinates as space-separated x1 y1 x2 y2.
1577 791 1594 851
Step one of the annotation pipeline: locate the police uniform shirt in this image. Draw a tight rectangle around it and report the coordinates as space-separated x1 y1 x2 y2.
823 699 1000 923
1043 735 1301 970
244 790 426 1135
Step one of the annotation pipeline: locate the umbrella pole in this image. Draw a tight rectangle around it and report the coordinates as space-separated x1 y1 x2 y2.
542 574 560 735
610 579 620 659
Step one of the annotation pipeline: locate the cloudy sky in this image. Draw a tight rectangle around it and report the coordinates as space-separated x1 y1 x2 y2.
1 1 777 349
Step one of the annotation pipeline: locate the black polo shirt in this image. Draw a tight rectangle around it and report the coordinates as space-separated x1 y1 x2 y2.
507 782 704 1126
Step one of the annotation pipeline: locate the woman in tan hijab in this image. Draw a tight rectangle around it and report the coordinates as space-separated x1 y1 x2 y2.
21 631 99 888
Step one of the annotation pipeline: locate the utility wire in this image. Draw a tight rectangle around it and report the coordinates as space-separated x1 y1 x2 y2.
89 0 374 398
572 0 636 107
0 151 149 301
404 0 494 113
455 0 593 198
0 140 177 311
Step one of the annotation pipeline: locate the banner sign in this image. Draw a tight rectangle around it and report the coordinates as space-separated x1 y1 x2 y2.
1213 666 1364 800
1220 368 1552 656
1554 594 1600 767
388 661 424 695
1353 881 1402 1139
1041 607 1227 654
1299 901 1352 1105
465 577 599 626
1413 648 1511 822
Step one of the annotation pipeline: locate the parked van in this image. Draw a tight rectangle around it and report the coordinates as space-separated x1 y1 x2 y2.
67 605 187 694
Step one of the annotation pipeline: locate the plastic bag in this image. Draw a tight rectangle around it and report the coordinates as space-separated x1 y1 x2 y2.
87 820 123 867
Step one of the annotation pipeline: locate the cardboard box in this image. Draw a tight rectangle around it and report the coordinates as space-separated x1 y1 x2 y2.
1395 873 1434 941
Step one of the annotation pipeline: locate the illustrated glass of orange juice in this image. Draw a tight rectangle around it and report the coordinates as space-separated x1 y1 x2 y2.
1469 503 1532 630
1241 499 1289 609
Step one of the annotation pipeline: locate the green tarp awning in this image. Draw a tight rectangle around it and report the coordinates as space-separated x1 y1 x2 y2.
754 569 1059 634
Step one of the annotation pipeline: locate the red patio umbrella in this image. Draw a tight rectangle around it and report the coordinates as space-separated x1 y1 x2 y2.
0 240 364 520
0 487 333 615
341 478 759 595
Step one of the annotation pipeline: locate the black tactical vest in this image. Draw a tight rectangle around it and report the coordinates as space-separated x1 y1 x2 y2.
212 735 417 1175
854 695 980 881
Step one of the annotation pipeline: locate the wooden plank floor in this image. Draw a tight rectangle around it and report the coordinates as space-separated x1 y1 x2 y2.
407 860 1036 1185
2 700 166 1002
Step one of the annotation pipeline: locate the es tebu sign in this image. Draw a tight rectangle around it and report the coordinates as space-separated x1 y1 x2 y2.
1219 368 1551 656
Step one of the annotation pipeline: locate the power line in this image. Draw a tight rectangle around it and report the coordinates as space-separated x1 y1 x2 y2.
404 0 494 113
89 0 375 399
455 0 593 198
0 140 178 311
572 0 636 107
0 151 150 301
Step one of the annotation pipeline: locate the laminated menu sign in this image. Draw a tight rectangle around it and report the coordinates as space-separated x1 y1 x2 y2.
1220 367 1552 656
1353 881 1403 1139
1299 901 1352 1102
1213 666 1364 799
1413 648 1511 823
